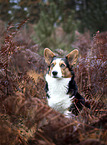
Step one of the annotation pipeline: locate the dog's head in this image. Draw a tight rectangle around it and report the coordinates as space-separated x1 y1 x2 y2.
44 48 79 79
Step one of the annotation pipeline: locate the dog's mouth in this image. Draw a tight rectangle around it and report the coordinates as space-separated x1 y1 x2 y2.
52 75 63 79
53 76 58 78
51 71 63 79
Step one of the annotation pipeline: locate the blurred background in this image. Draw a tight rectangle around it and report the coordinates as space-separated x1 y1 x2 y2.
0 1 107 144
0 0 107 50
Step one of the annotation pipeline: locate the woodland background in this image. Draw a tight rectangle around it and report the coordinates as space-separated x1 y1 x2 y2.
0 0 107 145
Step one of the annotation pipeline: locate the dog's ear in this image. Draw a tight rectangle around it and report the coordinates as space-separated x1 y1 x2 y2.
66 49 79 66
44 48 55 65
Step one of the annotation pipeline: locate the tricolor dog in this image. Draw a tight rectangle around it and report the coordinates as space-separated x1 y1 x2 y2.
44 48 90 117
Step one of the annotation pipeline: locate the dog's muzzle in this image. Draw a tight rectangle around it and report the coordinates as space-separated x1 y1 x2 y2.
52 71 58 77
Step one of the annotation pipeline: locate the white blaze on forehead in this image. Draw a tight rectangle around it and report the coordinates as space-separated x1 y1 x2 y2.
51 58 62 78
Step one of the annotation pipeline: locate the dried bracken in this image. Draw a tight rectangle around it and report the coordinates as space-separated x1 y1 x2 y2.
0 22 106 145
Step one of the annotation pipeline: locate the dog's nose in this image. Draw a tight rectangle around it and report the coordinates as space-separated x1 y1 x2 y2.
52 71 58 76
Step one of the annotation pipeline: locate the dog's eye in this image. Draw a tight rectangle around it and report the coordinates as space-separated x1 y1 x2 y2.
51 63 55 67
60 63 66 68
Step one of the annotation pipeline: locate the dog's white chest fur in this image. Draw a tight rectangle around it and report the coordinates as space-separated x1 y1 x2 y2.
45 74 72 114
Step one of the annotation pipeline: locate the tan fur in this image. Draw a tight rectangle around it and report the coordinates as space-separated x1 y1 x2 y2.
48 60 56 76
66 49 79 66
44 48 55 66
61 67 72 78
44 48 79 78
59 60 72 78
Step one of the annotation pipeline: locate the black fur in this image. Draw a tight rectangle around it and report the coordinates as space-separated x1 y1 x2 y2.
45 56 90 116
64 57 90 115
45 81 50 98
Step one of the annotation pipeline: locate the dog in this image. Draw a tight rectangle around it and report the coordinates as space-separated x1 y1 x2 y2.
44 48 90 117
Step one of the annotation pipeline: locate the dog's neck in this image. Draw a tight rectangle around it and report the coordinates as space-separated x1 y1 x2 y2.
45 74 72 114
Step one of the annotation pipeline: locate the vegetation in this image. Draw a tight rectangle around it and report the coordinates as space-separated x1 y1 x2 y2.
0 20 106 145
0 0 106 144
0 0 107 32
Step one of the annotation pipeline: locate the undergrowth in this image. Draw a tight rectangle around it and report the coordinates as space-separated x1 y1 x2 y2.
0 21 106 145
